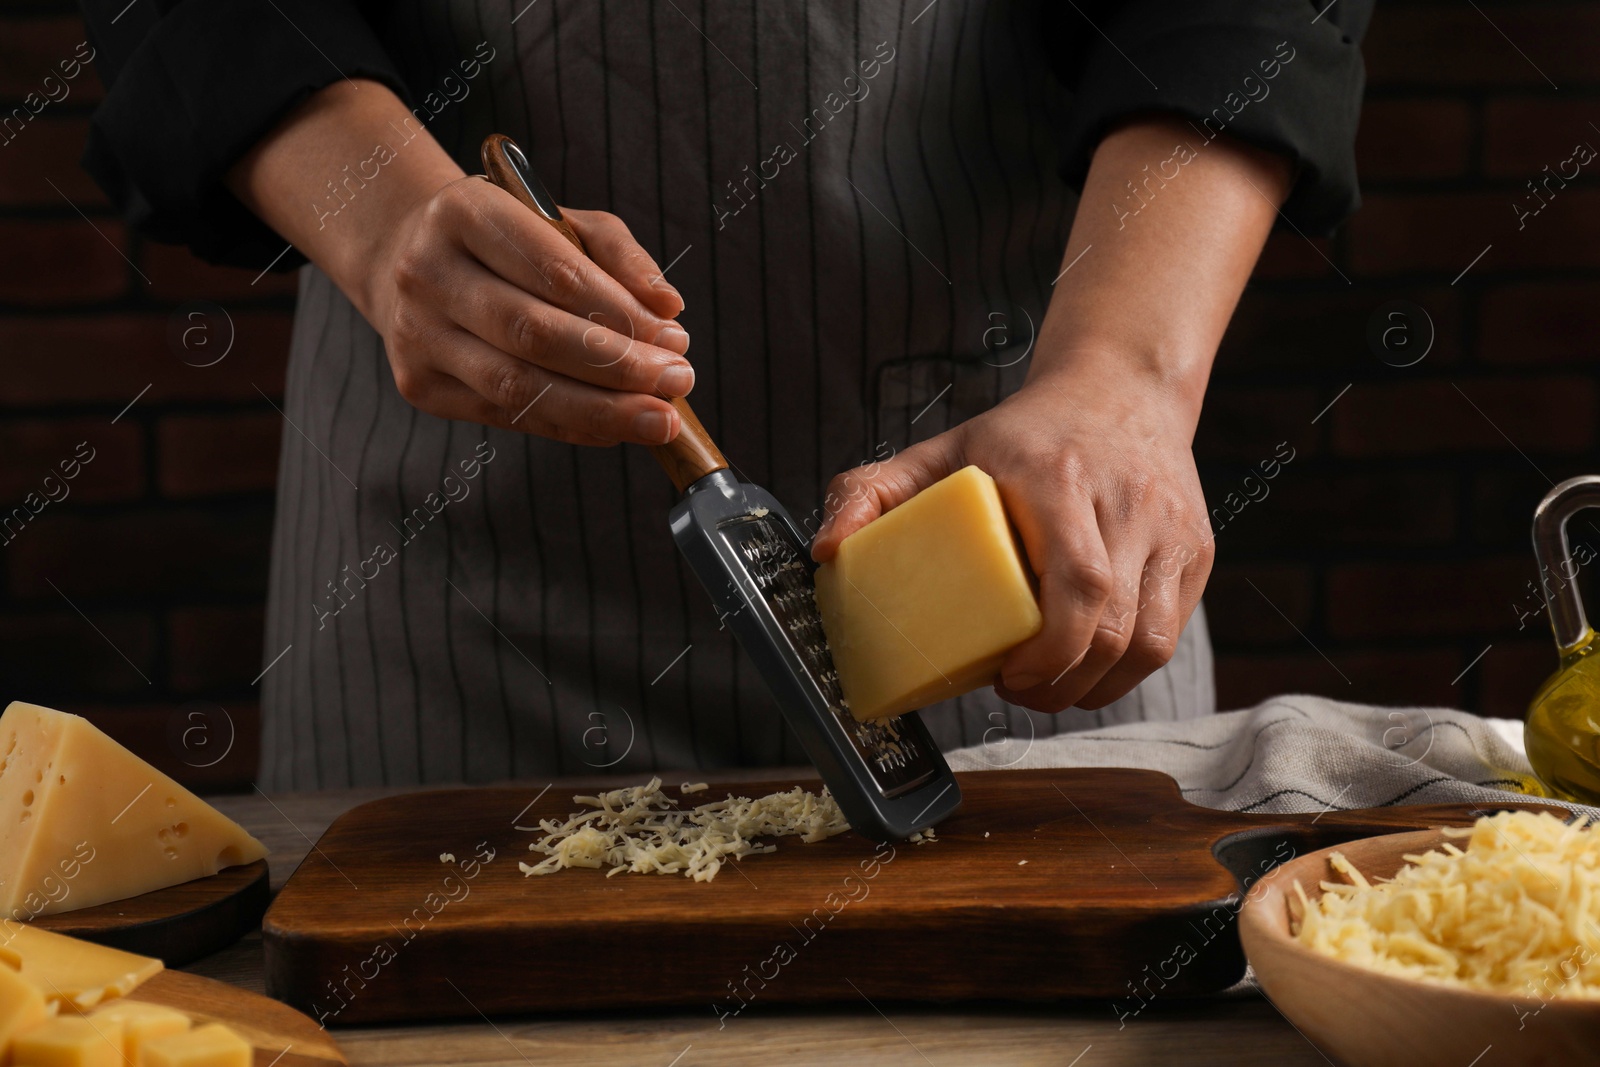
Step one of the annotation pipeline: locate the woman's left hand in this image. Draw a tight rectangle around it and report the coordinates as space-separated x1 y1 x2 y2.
810 358 1214 714
811 115 1295 713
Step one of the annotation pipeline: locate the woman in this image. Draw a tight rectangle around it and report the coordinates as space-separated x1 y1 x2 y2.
81 0 1370 788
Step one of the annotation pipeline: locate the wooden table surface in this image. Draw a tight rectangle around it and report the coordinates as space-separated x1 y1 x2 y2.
196 775 1334 1067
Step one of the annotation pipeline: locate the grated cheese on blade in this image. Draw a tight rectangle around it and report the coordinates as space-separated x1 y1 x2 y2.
680 782 709 794
518 777 851 882
439 852 455 864
1292 810 1600 997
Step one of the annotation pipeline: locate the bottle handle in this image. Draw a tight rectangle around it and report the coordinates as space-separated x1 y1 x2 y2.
1532 475 1600 652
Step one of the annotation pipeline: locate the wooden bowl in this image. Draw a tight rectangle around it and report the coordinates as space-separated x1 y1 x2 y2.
1239 829 1600 1067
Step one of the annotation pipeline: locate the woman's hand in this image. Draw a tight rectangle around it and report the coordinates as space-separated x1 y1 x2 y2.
811 359 1214 712
812 115 1292 713
368 177 693 446
227 80 692 447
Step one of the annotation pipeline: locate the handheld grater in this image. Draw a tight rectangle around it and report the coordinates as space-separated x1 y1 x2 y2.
482 134 961 840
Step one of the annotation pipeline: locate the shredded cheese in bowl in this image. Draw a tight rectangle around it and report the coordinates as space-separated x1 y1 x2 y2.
517 777 851 882
1292 810 1600 997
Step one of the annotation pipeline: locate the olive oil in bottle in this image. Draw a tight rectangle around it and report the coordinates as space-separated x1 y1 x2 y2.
1525 477 1600 804
1526 631 1600 802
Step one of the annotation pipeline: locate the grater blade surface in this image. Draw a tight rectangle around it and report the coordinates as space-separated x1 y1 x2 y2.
668 469 962 839
720 513 935 796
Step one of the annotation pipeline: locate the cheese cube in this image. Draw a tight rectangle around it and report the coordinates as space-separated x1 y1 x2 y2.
0 925 162 1012
89 1002 190 1067
815 465 1043 721
0 702 268 920
0 960 50 1064
11 1016 124 1067
141 1024 250 1067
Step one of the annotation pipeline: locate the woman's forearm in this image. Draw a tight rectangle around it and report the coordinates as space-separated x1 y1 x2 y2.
1034 116 1294 431
225 79 465 323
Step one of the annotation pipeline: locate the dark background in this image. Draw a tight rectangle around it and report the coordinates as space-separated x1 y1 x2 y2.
2 3 1596 791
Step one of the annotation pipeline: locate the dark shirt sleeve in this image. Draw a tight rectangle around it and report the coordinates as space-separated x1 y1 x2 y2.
79 0 412 269
1048 0 1374 235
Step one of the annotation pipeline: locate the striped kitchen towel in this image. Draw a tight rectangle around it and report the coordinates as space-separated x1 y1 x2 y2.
945 694 1599 818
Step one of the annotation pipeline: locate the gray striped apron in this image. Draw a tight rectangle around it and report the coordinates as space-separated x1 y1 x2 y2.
259 0 1214 790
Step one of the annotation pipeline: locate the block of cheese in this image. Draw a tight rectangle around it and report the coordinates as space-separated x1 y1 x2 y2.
141 1023 250 1067
11 1015 123 1067
0 703 268 919
0 924 162 1011
89 1002 190 1067
814 465 1043 721
0 960 50 1059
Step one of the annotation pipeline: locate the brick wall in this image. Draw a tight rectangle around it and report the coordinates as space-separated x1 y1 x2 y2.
0 8 295 790
1197 2 1600 720
0 3 1594 790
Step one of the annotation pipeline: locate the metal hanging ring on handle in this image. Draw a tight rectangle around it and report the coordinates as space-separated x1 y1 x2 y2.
480 133 587 254
1532 475 1600 652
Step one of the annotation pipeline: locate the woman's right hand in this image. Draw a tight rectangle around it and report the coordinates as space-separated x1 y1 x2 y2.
367 175 693 447
225 81 689 447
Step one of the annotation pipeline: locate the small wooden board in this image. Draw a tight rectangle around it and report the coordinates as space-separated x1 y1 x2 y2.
34 861 269 966
262 769 1564 1024
127 970 345 1067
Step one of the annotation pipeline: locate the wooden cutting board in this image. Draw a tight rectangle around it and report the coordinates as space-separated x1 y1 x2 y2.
34 861 268 965
261 768 1564 1024
125 970 345 1066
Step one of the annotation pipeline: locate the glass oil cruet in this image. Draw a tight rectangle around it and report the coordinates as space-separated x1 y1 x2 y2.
1525 475 1600 803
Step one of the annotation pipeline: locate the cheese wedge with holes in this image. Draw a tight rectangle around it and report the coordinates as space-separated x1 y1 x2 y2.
0 924 162 1011
0 702 267 919
814 465 1043 721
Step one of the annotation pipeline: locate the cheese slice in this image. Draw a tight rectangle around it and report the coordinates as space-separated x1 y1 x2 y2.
0 703 267 919
814 465 1043 721
89 1002 190 1066
11 1015 124 1067
0 960 51 1059
142 1023 250 1067
0 924 162 1011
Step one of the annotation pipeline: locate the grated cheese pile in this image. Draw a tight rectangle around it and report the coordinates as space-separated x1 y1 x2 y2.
517 777 851 882
1292 810 1600 997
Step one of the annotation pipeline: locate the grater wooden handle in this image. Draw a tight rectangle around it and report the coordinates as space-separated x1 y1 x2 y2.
480 134 728 494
